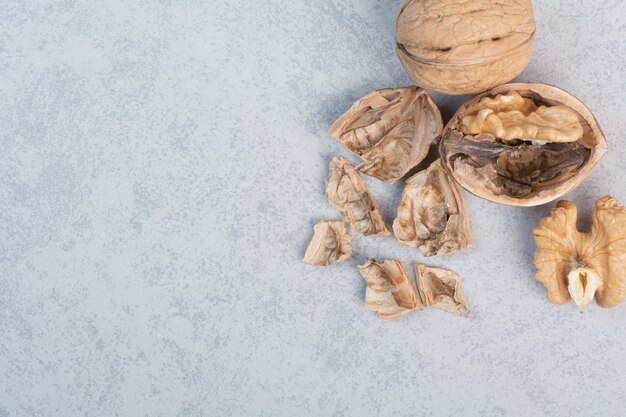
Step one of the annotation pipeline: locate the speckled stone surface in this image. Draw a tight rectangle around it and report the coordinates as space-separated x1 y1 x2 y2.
1 1 625 416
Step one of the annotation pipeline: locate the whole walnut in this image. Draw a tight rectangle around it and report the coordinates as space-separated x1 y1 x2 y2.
395 0 536 95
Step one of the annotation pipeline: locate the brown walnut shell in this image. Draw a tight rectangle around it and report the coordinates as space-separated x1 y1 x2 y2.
326 157 390 236
393 159 472 256
327 87 442 183
359 259 423 320
303 220 352 266
415 264 470 318
395 0 535 95
439 83 607 207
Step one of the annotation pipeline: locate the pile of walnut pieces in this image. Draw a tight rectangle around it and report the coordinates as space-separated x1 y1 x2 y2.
304 86 472 320
304 83 623 316
359 260 469 319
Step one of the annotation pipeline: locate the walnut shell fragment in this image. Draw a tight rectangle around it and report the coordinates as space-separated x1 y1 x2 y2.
326 157 390 236
415 264 470 318
395 0 535 95
440 84 607 206
303 220 352 266
393 160 472 256
359 259 422 319
533 196 626 311
328 87 443 183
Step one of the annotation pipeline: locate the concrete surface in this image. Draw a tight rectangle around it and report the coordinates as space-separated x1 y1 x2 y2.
1 0 625 416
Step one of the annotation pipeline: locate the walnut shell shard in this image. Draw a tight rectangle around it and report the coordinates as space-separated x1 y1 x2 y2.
303 220 352 266
393 159 472 256
359 259 422 320
415 264 470 318
532 196 626 310
326 157 390 236
395 0 535 95
328 87 443 183
440 84 607 206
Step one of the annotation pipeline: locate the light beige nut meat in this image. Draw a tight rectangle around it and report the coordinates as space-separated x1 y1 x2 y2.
328 87 443 183
440 83 607 206
461 91 583 143
393 159 472 256
303 220 352 266
359 259 422 320
395 0 535 95
533 196 626 311
415 264 470 318
326 156 390 236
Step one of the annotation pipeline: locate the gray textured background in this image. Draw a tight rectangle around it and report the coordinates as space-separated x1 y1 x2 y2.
1 1 625 416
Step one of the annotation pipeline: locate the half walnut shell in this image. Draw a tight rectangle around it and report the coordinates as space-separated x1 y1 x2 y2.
328 87 443 183
440 83 607 206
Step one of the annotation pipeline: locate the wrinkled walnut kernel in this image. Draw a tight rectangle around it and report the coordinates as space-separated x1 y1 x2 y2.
303 220 352 266
461 91 583 143
533 196 626 310
326 157 390 236
359 259 422 320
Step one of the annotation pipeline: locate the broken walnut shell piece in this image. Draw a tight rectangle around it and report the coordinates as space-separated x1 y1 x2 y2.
533 196 626 311
327 87 443 183
359 259 422 320
393 159 472 256
303 220 352 266
395 0 535 95
415 264 470 318
326 157 390 236
440 83 607 206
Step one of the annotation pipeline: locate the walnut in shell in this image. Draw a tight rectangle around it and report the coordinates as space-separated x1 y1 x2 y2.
303 220 352 266
326 157 390 236
328 87 443 183
533 196 626 311
415 264 470 317
440 84 607 206
393 160 472 256
359 259 422 319
395 0 535 95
